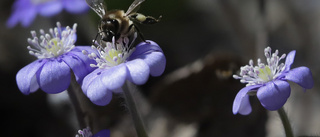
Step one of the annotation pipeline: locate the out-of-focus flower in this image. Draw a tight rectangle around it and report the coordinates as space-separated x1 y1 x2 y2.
92 129 110 137
76 127 110 137
7 0 89 28
82 36 166 106
16 22 96 95
76 127 93 137
232 47 313 115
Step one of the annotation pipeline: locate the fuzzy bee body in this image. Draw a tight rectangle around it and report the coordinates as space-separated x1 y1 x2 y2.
86 0 161 43
100 10 133 42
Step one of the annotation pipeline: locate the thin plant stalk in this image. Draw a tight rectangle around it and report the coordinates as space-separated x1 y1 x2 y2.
67 73 110 134
277 107 294 137
122 81 148 137
67 73 86 129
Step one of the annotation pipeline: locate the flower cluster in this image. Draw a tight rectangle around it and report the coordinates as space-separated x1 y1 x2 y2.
7 0 89 28
16 20 166 135
81 36 166 106
232 47 314 115
16 22 96 95
12 0 167 135
12 0 316 135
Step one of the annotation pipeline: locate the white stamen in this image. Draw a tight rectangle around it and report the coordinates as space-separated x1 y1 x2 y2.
234 47 288 86
83 34 138 69
27 22 77 59
75 127 93 137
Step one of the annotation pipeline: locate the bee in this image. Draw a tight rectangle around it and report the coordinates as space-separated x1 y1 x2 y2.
86 0 161 43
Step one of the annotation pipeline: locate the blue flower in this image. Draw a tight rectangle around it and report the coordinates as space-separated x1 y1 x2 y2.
76 127 110 137
16 22 96 95
7 0 89 28
92 129 110 137
81 37 166 106
232 47 314 115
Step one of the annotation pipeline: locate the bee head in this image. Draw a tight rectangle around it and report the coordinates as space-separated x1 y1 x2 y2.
100 18 120 42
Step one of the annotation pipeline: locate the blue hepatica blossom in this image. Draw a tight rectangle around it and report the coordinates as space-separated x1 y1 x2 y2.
92 129 110 137
82 36 166 106
76 127 110 137
232 47 314 115
16 22 96 95
7 0 89 28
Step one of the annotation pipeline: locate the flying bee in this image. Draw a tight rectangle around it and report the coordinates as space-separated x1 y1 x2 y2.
86 0 161 43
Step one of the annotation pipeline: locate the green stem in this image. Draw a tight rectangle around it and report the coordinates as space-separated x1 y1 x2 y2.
122 81 148 137
67 73 86 129
277 107 294 137
68 73 110 134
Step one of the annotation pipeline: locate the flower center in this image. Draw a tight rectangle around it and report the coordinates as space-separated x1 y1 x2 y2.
45 38 63 56
83 35 137 69
233 47 286 86
27 22 77 59
104 48 124 65
258 65 273 82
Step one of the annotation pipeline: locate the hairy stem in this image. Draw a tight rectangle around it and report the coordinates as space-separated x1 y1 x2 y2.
277 107 294 137
67 73 86 128
122 81 148 137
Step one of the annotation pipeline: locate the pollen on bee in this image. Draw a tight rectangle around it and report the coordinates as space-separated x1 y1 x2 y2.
108 14 116 19
136 14 146 22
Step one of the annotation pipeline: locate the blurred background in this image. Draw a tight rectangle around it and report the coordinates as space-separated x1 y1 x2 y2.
1 0 320 136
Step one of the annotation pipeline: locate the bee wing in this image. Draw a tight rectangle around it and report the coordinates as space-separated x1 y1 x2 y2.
86 0 106 18
125 0 145 16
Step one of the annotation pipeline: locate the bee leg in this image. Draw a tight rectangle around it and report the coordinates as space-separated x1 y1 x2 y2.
104 30 116 42
93 30 107 45
134 26 147 43
92 32 100 45
142 15 162 24
129 13 162 25
129 24 149 44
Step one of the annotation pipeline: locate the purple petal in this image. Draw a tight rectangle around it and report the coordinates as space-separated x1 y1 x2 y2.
283 50 296 72
138 52 166 77
7 5 37 28
129 41 166 76
38 1 63 17
16 60 46 95
72 46 95 53
129 40 163 59
72 46 99 56
12 0 26 8
238 95 251 115
125 59 150 85
87 77 113 106
37 59 71 94
7 0 36 28
100 64 127 91
82 69 103 95
284 66 314 89
93 129 110 137
21 7 37 27
61 54 88 83
257 80 291 111
63 47 97 83
233 85 261 115
6 10 20 28
6 8 24 28
63 0 89 14
69 46 97 72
